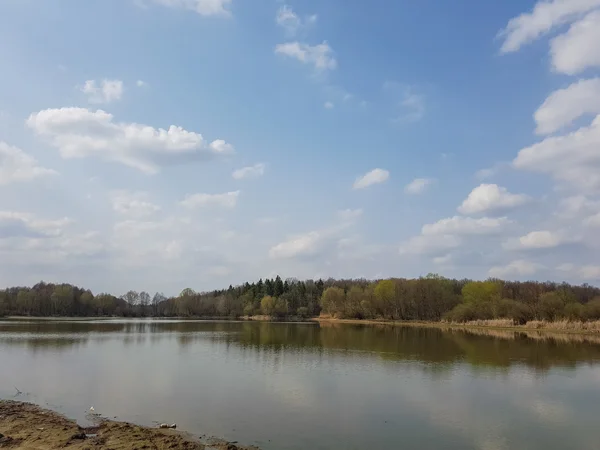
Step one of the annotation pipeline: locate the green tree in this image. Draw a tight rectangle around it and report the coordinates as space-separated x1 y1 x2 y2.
462 281 501 304
274 275 285 297
374 279 396 318
320 287 345 317
261 295 277 316
538 292 565 321
51 285 74 315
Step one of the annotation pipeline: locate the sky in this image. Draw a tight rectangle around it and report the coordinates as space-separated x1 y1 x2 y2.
1 0 600 296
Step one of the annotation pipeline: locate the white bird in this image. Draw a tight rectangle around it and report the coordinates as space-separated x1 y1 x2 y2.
89 406 95 412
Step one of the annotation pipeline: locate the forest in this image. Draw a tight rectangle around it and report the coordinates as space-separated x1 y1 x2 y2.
1 275 600 324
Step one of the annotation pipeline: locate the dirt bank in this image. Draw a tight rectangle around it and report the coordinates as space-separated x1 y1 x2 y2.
0 401 257 450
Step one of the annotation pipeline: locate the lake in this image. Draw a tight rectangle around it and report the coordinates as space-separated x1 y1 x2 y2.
1 319 600 449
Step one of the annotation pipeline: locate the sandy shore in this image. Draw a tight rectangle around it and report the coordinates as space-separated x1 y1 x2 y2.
0 401 257 450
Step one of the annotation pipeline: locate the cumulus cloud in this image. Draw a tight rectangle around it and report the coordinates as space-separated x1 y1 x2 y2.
276 5 317 36
353 168 390 190
0 211 71 238
498 0 600 53
269 231 322 259
27 107 234 174
550 10 600 75
535 78 600 135
489 260 541 278
422 216 512 236
232 163 265 180
80 79 123 104
275 41 337 71
557 263 600 280
179 191 240 209
0 141 57 185
517 230 566 249
405 177 435 194
513 115 600 191
111 190 161 218
144 0 232 16
458 184 530 214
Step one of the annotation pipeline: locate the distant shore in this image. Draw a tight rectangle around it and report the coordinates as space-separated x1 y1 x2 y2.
5 314 600 336
313 317 600 335
0 400 256 450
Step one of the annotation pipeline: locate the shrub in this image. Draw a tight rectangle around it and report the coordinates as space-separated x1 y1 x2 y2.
296 307 309 318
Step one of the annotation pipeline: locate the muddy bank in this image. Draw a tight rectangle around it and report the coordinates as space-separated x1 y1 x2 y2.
0 401 257 450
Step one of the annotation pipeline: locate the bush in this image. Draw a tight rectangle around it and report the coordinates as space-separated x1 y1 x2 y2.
564 302 585 322
296 307 309 318
538 292 565 321
495 299 533 325
584 298 600 320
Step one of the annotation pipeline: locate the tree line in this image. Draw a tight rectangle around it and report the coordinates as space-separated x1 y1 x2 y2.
1 275 599 323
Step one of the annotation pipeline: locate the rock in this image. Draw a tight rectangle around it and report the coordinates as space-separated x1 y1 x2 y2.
70 432 86 440
159 423 169 429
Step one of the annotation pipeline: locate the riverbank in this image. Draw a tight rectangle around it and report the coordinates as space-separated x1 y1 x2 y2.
0 401 257 450
314 317 600 335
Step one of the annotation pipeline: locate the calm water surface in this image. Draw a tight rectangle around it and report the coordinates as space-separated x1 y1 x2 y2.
1 319 600 449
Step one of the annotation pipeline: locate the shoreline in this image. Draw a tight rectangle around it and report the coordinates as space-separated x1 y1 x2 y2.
5 315 600 337
0 400 257 450
312 317 600 336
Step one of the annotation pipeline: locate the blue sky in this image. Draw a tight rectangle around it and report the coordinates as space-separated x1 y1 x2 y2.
1 0 600 295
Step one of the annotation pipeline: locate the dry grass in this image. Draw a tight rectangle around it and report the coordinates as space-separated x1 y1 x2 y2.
447 319 600 334
315 316 600 336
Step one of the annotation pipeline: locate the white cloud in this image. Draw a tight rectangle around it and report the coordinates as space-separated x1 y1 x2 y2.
513 115 600 191
433 254 452 265
353 168 390 190
0 211 71 238
384 82 425 123
535 78 600 135
584 212 600 226
557 195 600 218
269 231 321 259
581 265 600 279
489 260 541 278
337 209 363 221
180 191 240 209
232 163 265 180
405 177 434 194
558 263 600 280
399 234 462 256
422 216 512 236
136 80 148 88
111 190 161 218
275 41 337 71
458 184 531 215
146 0 232 16
518 230 564 249
0 141 57 185
498 0 600 53
276 5 317 36
27 107 234 174
324 101 334 109
80 79 124 104
550 10 600 75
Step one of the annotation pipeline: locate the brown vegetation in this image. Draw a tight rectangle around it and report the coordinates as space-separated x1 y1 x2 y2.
0 401 255 450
